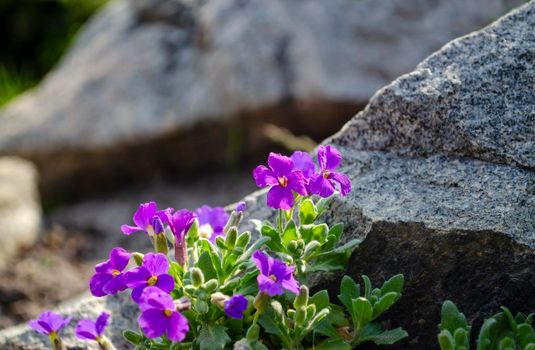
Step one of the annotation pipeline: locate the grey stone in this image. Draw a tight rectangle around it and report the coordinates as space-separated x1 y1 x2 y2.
0 157 42 268
0 0 523 201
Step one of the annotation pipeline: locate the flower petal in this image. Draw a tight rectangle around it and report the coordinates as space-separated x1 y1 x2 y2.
139 309 167 339
291 151 316 178
268 153 293 177
95 312 110 336
167 312 189 342
252 165 278 187
121 224 141 235
257 274 284 296
133 202 156 231
267 186 294 210
330 172 352 196
28 320 49 335
155 274 174 293
281 275 300 295
89 273 113 297
252 250 271 276
75 319 98 340
317 145 342 171
124 267 152 288
142 253 169 276
287 171 307 196
308 174 336 198
110 247 131 271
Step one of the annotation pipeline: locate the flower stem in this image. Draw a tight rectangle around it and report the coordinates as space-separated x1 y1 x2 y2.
278 209 284 233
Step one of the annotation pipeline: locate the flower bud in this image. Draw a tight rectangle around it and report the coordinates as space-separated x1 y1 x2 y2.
295 306 307 326
294 285 309 308
132 252 144 266
155 233 169 255
225 211 243 232
195 300 209 314
174 297 191 312
288 241 298 253
236 231 251 249
210 292 228 309
191 268 205 288
215 236 227 250
306 304 317 321
253 292 269 315
203 279 219 292
225 227 238 250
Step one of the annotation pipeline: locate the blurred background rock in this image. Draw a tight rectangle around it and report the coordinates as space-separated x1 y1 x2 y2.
0 0 529 333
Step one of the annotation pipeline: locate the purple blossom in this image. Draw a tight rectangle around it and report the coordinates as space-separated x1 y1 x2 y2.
121 201 169 236
235 201 247 213
138 287 189 342
291 151 316 179
252 250 299 296
224 295 248 319
195 205 229 242
124 253 174 302
29 311 72 336
252 153 307 210
166 209 196 265
75 312 110 340
89 247 131 297
309 145 351 198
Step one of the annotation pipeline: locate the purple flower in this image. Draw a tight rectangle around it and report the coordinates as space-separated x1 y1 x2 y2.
138 287 189 342
309 145 351 198
166 209 196 266
252 153 307 210
224 295 248 319
235 201 247 213
195 205 229 242
121 201 168 236
89 247 131 297
252 250 299 296
291 151 316 179
124 253 174 302
29 311 72 336
75 312 110 340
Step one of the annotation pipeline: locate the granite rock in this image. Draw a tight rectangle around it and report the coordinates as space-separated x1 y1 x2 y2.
0 157 42 268
0 0 523 201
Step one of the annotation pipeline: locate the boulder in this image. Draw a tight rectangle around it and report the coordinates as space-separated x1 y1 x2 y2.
0 157 41 268
1 1 534 349
0 0 523 201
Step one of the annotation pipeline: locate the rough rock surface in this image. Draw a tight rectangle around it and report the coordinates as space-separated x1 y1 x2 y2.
0 0 523 201
1 1 535 349
0 157 41 268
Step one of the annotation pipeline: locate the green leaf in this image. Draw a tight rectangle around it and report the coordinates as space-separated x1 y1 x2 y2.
362 275 372 300
260 224 286 252
197 324 230 350
300 224 329 244
299 198 318 225
381 274 404 295
307 338 352 350
338 276 360 311
123 330 145 345
360 327 409 345
233 338 269 350
372 292 398 320
517 323 535 347
438 330 455 350
310 290 330 310
235 236 271 265
352 297 373 331
282 220 299 246
197 252 218 281
454 328 470 347
440 301 470 335
258 309 292 348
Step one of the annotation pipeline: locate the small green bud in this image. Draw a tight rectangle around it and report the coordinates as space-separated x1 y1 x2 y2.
132 252 144 266
303 241 321 259
246 324 260 340
287 309 296 319
294 285 309 308
191 268 205 288
203 279 219 292
184 285 196 295
306 304 317 321
295 306 307 326
224 211 243 232
195 300 209 314
288 241 298 253
225 227 238 250
210 292 228 309
296 239 305 251
215 236 227 250
236 231 251 248
253 292 269 315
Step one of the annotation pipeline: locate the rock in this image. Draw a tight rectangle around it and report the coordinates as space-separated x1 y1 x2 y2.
0 157 41 268
2 2 535 349
0 0 523 201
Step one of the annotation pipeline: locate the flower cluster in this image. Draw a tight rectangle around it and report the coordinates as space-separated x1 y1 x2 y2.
30 146 407 350
253 145 351 209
